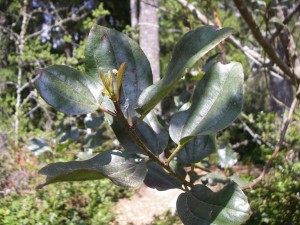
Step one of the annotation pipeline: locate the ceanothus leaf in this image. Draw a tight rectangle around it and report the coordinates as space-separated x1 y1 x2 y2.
85 25 153 118
38 150 147 188
35 65 102 115
111 111 168 155
170 62 244 144
137 26 234 117
177 135 216 164
177 182 251 225
144 162 182 191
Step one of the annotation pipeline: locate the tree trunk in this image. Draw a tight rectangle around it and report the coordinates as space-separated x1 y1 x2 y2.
15 0 30 145
130 0 139 28
139 0 161 114
269 1 295 113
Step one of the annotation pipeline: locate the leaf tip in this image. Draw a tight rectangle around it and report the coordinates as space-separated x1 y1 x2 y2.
36 183 46 190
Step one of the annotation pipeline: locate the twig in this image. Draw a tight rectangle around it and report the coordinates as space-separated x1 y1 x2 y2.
113 101 191 188
0 25 19 41
19 75 40 93
175 0 287 80
263 68 290 110
25 6 88 41
15 0 30 145
239 119 274 149
98 105 116 117
233 0 295 83
269 1 300 43
242 86 300 189
166 143 185 163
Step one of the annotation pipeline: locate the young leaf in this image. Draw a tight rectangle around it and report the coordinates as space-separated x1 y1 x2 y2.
137 26 234 116
177 182 251 225
169 62 244 144
177 135 216 164
35 65 102 115
144 162 182 191
85 25 153 118
37 150 147 188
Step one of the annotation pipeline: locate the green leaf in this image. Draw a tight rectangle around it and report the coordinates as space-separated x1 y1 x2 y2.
83 128 106 148
177 135 216 164
84 114 104 129
35 65 102 115
169 160 187 179
169 62 244 144
229 174 249 187
37 150 147 188
28 138 52 156
269 16 284 26
111 120 142 154
143 111 169 153
137 26 234 116
111 112 168 155
85 25 153 118
144 162 182 191
201 172 228 186
57 125 80 143
177 182 251 225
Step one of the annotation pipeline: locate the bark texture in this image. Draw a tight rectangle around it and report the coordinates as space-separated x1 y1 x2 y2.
139 0 160 83
139 0 161 114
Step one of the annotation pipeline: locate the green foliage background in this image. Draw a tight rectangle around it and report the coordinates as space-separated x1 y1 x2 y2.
0 0 299 224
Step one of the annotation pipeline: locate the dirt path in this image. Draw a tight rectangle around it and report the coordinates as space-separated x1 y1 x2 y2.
114 185 182 225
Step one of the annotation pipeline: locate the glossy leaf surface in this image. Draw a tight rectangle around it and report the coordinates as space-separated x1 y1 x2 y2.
170 62 244 144
85 25 153 118
144 162 182 191
137 26 234 116
35 65 102 115
111 112 168 155
177 182 251 225
177 135 216 164
38 150 147 188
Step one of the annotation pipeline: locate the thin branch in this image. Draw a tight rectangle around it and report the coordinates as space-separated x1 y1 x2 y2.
15 0 30 145
233 0 296 83
98 105 116 117
19 75 40 93
20 90 37 107
25 6 88 41
113 101 191 188
166 143 186 163
239 119 274 149
269 1 300 43
242 86 300 189
263 68 290 110
0 25 19 41
175 0 287 80
25 104 40 116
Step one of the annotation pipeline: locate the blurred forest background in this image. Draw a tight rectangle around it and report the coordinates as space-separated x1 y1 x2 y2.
0 0 299 224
